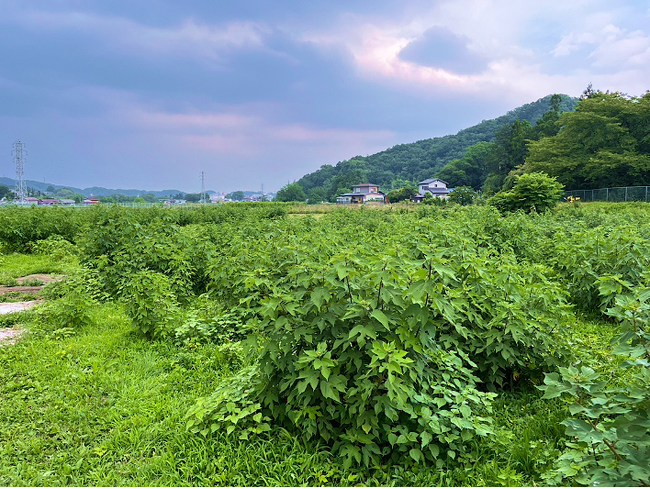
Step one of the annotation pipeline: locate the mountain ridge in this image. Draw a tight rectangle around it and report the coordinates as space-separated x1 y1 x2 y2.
296 94 578 200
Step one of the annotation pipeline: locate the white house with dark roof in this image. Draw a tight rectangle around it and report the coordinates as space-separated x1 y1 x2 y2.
412 178 451 202
337 183 386 204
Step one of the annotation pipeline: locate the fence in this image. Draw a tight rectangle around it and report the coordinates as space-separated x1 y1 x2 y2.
563 186 650 203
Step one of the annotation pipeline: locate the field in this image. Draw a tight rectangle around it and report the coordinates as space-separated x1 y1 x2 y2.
0 202 649 486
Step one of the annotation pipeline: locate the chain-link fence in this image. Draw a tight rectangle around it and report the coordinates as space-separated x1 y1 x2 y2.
563 186 650 203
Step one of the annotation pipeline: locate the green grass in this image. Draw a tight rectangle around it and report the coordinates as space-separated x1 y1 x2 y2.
0 306 349 486
2 298 611 486
0 252 78 278
0 248 629 486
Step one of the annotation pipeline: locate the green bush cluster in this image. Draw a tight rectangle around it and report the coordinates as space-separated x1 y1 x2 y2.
488 172 564 213
539 276 650 486
184 207 572 468
4 202 650 482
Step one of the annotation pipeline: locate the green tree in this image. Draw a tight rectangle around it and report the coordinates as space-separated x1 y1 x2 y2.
526 90 650 189
140 193 157 203
437 142 493 190
226 191 246 201
447 186 477 206
532 94 563 139
0 184 10 200
306 187 327 204
488 172 564 213
385 185 417 203
326 165 367 202
275 183 306 202
108 193 132 203
185 193 201 203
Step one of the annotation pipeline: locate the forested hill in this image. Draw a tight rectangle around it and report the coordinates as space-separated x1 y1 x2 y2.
296 94 576 201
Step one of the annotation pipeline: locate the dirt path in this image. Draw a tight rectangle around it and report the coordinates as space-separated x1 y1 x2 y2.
0 301 41 346
0 274 63 346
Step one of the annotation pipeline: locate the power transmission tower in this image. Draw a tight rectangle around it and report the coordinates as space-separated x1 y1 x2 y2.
200 171 206 204
12 140 27 204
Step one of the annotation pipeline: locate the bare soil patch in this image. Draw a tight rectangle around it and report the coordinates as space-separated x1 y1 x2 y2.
0 274 64 299
16 274 64 285
0 326 25 346
0 275 63 346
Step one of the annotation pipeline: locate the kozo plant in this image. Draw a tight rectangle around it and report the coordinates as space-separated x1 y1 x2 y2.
188 217 571 469
539 276 650 486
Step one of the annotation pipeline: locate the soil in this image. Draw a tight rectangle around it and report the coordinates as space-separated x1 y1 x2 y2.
0 274 64 346
0 327 24 346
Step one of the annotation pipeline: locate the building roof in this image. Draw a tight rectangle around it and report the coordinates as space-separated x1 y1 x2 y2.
352 183 380 187
339 191 385 197
419 178 448 185
417 188 450 195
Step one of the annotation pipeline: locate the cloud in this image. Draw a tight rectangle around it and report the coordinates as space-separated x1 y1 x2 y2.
1 0 649 194
398 27 488 75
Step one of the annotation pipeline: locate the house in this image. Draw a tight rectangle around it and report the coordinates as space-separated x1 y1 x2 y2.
412 179 451 202
59 199 76 206
337 184 386 204
83 198 101 205
38 198 60 206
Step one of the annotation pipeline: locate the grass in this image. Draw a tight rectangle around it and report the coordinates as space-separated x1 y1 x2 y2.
0 305 349 486
0 250 625 486
1 296 610 486
0 252 78 278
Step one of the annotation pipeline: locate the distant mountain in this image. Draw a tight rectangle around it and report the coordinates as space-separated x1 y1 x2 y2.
0 177 185 198
296 94 578 200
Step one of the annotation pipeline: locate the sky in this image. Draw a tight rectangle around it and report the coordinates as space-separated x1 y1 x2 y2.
1 1 649 193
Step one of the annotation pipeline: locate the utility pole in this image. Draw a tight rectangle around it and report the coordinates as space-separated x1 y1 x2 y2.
12 140 27 205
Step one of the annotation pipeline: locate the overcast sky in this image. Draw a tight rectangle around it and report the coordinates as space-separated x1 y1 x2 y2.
1 1 649 193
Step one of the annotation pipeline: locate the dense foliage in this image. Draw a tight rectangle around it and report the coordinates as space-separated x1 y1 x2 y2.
488 172 564 213
527 91 650 190
2 201 650 484
275 183 307 202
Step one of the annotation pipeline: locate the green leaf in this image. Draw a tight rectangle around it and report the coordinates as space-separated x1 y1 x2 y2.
320 382 340 402
371 309 390 330
421 431 433 448
409 447 423 463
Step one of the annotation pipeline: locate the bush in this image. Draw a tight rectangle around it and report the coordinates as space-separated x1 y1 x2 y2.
489 172 564 213
122 271 179 339
34 276 94 332
187 219 571 469
447 186 477 206
386 185 417 203
31 235 78 260
539 276 650 486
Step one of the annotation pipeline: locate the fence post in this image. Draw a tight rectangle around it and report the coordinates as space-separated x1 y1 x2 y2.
607 188 609 201
592 189 594 202
626 187 628 202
